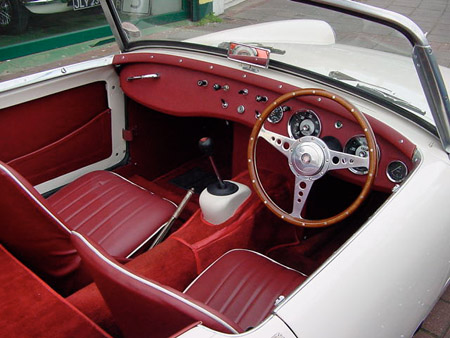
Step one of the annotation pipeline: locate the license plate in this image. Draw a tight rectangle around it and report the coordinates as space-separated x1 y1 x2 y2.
73 0 100 11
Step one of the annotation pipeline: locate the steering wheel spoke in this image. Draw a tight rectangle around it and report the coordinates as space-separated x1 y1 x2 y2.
328 149 369 171
259 126 295 158
248 88 377 228
290 176 314 219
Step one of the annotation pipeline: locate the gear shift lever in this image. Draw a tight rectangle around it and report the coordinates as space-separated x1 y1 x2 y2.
199 137 238 196
199 137 226 189
198 137 250 224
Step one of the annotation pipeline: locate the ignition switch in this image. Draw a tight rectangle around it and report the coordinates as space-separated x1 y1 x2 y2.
256 95 268 102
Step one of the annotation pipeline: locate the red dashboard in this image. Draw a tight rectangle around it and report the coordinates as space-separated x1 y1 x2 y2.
114 53 416 192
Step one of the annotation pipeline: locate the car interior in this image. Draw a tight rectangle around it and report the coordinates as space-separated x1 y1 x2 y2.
0 50 418 337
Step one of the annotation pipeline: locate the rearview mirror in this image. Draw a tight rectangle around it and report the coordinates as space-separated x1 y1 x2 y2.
227 42 270 68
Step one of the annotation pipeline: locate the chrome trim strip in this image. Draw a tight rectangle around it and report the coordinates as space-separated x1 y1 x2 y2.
24 0 63 5
100 0 127 51
73 231 239 334
0 163 71 234
413 46 450 153
0 56 114 93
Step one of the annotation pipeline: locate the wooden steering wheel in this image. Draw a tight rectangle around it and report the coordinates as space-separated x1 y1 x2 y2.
248 88 378 228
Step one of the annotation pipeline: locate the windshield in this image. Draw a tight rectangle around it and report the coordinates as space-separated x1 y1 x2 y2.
1 0 449 123
106 0 450 121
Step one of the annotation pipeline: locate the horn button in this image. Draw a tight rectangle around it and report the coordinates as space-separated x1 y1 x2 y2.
290 137 329 178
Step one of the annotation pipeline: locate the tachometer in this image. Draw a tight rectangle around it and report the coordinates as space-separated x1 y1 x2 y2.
344 135 369 175
288 109 321 139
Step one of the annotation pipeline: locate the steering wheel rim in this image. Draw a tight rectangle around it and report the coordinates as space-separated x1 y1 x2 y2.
248 88 378 228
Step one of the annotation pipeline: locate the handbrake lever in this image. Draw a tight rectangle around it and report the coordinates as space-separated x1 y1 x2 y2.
149 188 194 249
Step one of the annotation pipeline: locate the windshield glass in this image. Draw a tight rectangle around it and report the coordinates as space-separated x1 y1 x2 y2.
1 0 449 122
108 0 450 120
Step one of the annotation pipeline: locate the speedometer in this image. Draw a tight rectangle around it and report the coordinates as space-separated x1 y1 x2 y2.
344 135 369 175
288 109 321 139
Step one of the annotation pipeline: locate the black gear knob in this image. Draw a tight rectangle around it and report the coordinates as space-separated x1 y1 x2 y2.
198 137 214 156
198 137 238 195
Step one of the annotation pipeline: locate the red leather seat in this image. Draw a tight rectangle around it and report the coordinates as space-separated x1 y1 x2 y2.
184 249 306 330
71 231 307 337
47 171 176 258
0 162 176 295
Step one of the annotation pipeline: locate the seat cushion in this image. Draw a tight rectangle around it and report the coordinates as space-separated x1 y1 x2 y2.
184 249 307 330
48 171 176 258
71 231 242 337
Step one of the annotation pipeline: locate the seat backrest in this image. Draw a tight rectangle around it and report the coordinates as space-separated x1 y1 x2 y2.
0 162 90 295
71 231 242 338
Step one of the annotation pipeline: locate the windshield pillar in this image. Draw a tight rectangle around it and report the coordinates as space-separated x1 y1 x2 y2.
295 0 450 154
413 46 450 153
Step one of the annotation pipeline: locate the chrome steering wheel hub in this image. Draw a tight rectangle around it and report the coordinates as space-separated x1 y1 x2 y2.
289 136 330 179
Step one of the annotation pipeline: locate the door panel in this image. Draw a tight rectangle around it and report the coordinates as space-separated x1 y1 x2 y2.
0 66 126 191
7 108 112 185
0 82 111 185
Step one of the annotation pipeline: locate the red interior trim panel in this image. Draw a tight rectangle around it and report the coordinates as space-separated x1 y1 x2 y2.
0 82 112 185
8 110 112 185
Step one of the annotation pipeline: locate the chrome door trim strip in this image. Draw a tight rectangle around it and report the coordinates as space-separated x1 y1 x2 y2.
0 56 114 93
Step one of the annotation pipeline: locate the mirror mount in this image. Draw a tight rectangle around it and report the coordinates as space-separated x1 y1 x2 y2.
227 42 270 69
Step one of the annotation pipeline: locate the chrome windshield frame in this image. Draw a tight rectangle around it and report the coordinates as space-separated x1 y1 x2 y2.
293 0 450 153
100 0 128 51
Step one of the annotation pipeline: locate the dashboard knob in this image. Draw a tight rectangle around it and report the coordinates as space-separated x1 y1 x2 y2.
197 80 208 87
256 95 268 102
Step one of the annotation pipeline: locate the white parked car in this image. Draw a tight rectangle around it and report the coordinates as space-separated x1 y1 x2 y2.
0 0 449 337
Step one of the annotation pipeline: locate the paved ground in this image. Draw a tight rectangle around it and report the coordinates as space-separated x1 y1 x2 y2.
359 0 450 67
415 286 450 338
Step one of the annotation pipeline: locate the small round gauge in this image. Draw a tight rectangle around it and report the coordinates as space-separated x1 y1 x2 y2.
268 106 284 124
288 109 321 139
344 135 369 175
386 160 408 183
